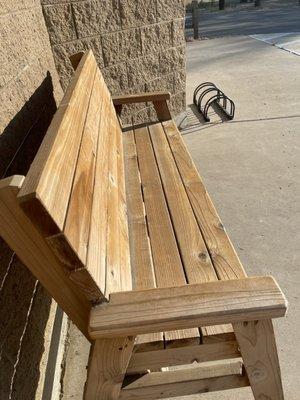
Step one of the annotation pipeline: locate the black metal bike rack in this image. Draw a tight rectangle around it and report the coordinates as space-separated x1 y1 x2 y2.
193 82 235 122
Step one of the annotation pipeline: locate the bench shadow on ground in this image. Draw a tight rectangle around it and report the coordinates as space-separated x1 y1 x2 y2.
180 104 300 136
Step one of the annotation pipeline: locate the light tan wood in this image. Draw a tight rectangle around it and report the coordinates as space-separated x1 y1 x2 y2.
0 176 90 339
153 100 172 121
85 89 111 296
162 120 247 281
149 122 229 340
127 340 240 374
18 50 97 236
69 51 84 71
112 92 171 105
84 336 135 400
116 119 132 293
163 120 247 341
90 277 287 338
234 319 284 400
120 360 249 400
123 130 163 350
62 70 103 266
134 125 199 344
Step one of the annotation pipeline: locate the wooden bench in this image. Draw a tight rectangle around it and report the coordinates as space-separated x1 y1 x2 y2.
0 50 287 400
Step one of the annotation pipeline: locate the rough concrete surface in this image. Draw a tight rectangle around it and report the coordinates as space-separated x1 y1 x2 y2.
181 36 300 399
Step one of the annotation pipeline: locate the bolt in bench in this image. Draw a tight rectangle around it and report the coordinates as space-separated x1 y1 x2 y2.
0 50 287 400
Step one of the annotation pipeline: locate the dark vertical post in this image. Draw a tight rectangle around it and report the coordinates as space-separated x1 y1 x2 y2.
255 0 261 6
192 0 199 40
219 0 225 10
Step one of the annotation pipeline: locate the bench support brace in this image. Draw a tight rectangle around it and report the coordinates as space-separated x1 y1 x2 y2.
234 319 284 400
84 336 135 400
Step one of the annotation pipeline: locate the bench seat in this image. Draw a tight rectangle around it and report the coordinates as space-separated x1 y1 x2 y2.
123 119 245 350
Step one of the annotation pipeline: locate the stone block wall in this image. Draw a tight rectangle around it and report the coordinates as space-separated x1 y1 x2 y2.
0 1 63 398
41 0 186 124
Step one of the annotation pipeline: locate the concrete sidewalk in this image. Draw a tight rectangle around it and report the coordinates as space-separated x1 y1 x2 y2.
182 35 300 399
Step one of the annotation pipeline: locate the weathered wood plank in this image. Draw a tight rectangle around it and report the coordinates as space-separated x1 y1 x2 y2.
127 340 240 374
18 50 97 236
134 125 199 344
120 360 249 400
0 176 90 339
84 336 135 400
123 130 163 350
90 276 287 338
162 120 247 342
234 319 284 400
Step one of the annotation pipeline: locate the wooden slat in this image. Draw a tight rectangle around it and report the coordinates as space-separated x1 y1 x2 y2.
116 119 132 293
149 122 228 341
127 340 240 374
90 276 287 338
120 360 249 400
123 130 163 351
234 319 284 400
134 126 199 345
0 176 90 339
18 50 97 236
162 120 247 342
85 336 135 400
62 70 103 264
162 120 247 281
84 85 112 296
105 108 132 296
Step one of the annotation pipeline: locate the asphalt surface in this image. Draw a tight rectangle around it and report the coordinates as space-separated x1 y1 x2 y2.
186 4 300 37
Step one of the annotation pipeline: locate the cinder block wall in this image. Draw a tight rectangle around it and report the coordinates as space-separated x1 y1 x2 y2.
41 0 186 123
0 1 63 398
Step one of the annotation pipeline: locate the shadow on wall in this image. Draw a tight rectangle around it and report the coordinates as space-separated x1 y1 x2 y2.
0 72 57 400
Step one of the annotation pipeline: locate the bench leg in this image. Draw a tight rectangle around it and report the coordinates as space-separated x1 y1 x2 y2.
84 336 135 400
234 319 284 400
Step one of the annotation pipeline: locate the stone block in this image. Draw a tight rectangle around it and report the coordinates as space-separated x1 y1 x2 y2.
146 73 175 94
172 18 185 47
52 37 104 90
102 63 129 95
141 22 172 54
174 68 186 93
43 4 76 45
119 0 157 29
159 45 185 76
157 0 185 22
102 28 142 67
170 91 186 116
127 54 160 88
72 0 120 38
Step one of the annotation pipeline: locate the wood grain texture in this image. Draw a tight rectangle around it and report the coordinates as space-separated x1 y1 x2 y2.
127 340 240 374
162 120 247 281
163 120 247 341
149 122 228 340
0 176 90 339
120 360 249 400
123 130 163 350
134 125 199 344
112 92 171 105
63 69 103 265
234 319 285 400
18 50 97 235
90 277 287 338
84 336 135 400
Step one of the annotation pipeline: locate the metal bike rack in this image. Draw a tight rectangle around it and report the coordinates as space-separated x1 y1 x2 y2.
193 82 235 122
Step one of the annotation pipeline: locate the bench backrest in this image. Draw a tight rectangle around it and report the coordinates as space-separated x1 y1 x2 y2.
17 50 132 304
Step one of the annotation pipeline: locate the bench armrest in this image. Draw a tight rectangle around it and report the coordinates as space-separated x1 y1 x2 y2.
89 276 287 339
112 91 172 121
112 91 171 105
